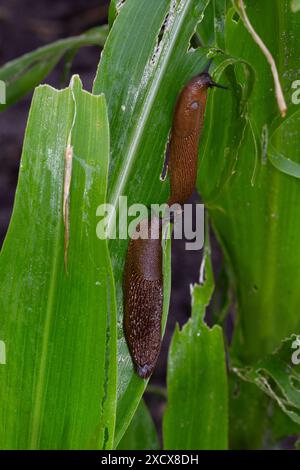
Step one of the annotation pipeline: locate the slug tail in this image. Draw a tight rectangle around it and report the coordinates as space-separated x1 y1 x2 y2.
137 363 154 379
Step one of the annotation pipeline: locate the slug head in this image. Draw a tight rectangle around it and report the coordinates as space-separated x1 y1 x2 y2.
172 72 227 138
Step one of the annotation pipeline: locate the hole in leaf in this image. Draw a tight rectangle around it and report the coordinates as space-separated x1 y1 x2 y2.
116 0 126 13
188 32 203 50
160 134 171 181
232 12 240 23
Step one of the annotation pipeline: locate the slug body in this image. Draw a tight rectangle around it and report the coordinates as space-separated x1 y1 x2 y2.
124 217 163 379
168 72 220 206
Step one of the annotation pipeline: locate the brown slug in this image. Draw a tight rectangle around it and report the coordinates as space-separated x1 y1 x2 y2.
124 216 163 379
167 72 226 206
123 71 226 379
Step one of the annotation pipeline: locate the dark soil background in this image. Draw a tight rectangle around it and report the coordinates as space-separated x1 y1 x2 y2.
0 0 224 440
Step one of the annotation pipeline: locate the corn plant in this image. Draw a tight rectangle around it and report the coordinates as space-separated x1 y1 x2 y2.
0 0 300 450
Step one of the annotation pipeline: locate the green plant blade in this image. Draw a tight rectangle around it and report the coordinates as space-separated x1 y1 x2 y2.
93 0 212 446
195 1 300 445
229 375 269 449
0 26 108 110
269 403 300 447
213 0 227 49
0 76 117 449
198 0 300 363
108 0 125 29
196 1 215 46
233 335 300 426
117 400 159 450
268 110 300 178
163 242 228 450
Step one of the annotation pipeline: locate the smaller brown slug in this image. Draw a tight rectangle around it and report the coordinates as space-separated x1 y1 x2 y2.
167 72 226 206
124 216 163 379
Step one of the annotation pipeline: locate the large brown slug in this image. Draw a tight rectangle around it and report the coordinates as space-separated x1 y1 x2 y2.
167 72 225 206
124 71 226 379
124 216 163 379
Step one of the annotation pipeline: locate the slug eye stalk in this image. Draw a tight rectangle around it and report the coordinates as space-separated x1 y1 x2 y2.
209 80 228 90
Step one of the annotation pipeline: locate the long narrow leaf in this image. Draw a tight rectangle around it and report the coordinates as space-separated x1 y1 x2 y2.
0 76 117 449
198 0 300 362
117 400 159 450
0 26 108 110
93 0 211 446
163 242 228 450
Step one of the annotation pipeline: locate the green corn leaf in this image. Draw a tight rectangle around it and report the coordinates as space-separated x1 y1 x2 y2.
228 375 269 449
198 0 300 364
233 335 300 426
195 2 300 446
268 110 300 178
213 0 227 49
163 239 228 450
93 0 213 446
196 1 215 47
117 400 159 450
108 0 126 29
268 403 300 447
0 26 108 110
0 76 117 449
